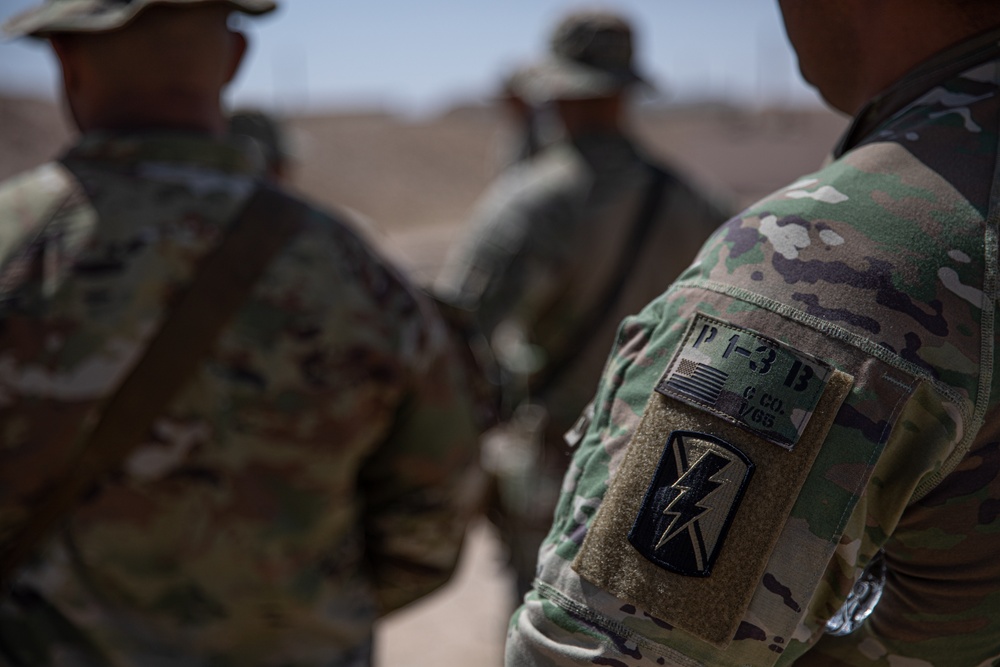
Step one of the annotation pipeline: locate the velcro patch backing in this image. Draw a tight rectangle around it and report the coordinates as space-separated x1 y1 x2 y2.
572 369 853 648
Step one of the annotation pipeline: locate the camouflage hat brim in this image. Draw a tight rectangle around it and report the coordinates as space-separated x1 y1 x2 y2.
3 0 276 39
513 57 649 104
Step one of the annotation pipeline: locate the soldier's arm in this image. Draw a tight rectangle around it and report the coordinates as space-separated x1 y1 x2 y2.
506 294 977 665
356 293 481 616
798 405 1000 665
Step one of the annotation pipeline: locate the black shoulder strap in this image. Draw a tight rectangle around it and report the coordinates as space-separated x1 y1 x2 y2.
531 163 674 396
0 184 309 584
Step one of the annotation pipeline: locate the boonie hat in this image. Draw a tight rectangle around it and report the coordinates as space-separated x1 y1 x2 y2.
3 0 277 38
515 10 650 103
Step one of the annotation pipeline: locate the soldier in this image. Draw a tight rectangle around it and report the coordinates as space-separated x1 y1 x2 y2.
436 10 731 601
489 69 548 175
228 109 295 183
0 1 479 665
506 0 1000 665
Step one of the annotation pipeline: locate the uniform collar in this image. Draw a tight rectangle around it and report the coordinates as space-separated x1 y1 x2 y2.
63 131 262 176
834 25 1000 158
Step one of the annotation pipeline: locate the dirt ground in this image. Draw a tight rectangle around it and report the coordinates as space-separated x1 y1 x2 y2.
294 105 849 287
0 95 849 665
375 520 514 666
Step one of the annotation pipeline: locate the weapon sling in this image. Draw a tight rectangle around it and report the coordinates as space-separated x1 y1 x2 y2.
531 163 674 397
0 184 309 583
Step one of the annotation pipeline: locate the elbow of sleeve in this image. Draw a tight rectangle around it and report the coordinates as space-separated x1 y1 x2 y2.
373 531 468 616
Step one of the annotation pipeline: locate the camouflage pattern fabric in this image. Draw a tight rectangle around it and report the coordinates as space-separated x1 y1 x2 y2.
436 132 730 596
0 132 479 666
506 28 1000 667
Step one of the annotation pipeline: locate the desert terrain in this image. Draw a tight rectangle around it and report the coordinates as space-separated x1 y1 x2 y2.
0 94 848 665
1 95 848 281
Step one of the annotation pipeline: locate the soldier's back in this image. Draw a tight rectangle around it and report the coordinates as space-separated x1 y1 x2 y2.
0 132 477 665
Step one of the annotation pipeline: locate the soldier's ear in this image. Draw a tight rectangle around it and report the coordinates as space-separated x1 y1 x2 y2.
224 29 248 85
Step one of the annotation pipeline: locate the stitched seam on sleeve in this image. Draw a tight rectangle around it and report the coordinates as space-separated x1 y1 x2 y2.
664 278 976 502
534 580 707 667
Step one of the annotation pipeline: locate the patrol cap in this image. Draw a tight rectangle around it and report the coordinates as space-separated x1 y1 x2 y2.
3 0 277 39
515 10 650 103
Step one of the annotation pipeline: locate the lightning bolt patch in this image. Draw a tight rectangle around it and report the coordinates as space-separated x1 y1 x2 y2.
656 452 731 553
629 431 753 577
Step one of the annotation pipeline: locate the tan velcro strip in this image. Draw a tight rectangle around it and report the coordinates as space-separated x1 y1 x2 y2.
573 369 853 648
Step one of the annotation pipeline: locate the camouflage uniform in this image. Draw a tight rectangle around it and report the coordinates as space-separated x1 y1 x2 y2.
0 4 480 657
505 25 1000 667
439 132 729 440
438 11 726 595
1 2 480 661
437 13 730 600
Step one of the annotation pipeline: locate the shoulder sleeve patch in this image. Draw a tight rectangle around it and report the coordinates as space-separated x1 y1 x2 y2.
657 314 834 449
573 367 854 648
628 431 753 578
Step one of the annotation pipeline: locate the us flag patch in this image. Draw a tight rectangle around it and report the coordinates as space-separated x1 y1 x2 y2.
629 431 753 577
663 358 729 405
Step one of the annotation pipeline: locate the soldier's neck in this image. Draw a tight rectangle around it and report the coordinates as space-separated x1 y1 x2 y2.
70 93 225 137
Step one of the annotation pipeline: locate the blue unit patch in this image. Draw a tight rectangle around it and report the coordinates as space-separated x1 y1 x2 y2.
629 430 754 577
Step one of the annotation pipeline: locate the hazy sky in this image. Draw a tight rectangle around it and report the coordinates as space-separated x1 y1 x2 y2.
0 0 822 116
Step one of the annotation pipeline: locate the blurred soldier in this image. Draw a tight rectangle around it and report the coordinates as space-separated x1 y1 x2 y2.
229 108 294 183
436 10 730 600
489 69 548 175
506 0 1000 665
0 1 478 665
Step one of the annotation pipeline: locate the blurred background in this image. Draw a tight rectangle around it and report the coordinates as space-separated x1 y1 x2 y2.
0 0 849 279
0 1 849 664
2 0 824 113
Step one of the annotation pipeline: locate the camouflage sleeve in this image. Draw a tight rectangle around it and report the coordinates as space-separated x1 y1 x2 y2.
505 289 973 666
796 398 1000 665
505 130 999 663
356 288 481 615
